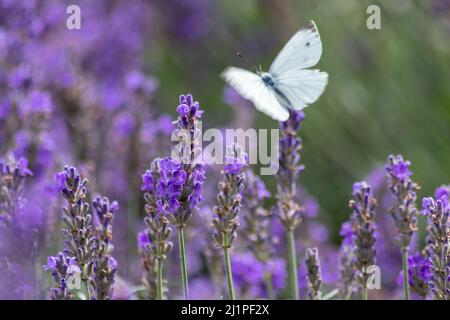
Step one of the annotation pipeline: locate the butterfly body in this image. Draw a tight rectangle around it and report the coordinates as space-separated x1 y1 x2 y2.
261 72 277 88
221 21 328 121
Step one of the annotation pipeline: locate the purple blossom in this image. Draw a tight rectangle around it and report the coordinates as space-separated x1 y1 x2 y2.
48 166 95 299
349 181 377 296
387 156 412 182
224 150 248 175
397 251 431 298
435 185 449 200
305 247 322 300
232 253 265 284
423 196 450 299
385 154 420 249
44 252 80 300
276 110 305 231
212 145 248 249
340 221 354 246
0 155 33 225
141 170 154 192
20 90 52 114
169 93 206 228
137 230 151 251
43 256 58 272
143 158 186 216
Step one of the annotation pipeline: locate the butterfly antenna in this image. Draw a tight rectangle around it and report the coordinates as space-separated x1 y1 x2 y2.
236 52 259 74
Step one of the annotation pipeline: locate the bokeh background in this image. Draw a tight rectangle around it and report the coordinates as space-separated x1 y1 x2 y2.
0 0 449 299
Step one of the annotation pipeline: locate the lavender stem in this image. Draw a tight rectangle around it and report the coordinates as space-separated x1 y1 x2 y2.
82 279 91 300
156 259 164 300
177 228 189 299
287 230 299 300
362 277 368 300
264 271 275 300
402 248 410 300
223 246 235 300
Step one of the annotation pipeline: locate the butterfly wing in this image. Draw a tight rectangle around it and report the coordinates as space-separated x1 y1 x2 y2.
269 20 323 77
221 67 289 121
275 68 328 110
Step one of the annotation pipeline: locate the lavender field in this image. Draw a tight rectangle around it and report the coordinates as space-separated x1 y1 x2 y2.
0 0 450 301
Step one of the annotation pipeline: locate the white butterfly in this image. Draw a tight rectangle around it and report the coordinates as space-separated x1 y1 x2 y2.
221 21 328 121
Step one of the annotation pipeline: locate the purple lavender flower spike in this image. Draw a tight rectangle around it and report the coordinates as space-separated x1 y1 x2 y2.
170 94 206 298
140 158 176 299
50 166 96 299
386 155 420 300
349 181 377 300
0 155 33 226
276 110 305 300
212 144 248 300
385 155 420 249
212 145 248 250
277 111 306 231
137 230 167 300
422 196 450 300
338 244 358 300
305 247 323 300
91 196 118 300
45 252 79 300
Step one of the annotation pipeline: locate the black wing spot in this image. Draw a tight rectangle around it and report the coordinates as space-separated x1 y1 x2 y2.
306 42 310 47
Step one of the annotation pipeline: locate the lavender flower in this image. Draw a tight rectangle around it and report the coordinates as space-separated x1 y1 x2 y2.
212 145 248 299
137 231 168 300
385 155 420 249
422 196 450 300
305 247 322 300
169 93 205 227
385 155 420 299
337 245 358 300
349 181 377 300
0 155 33 225
141 158 177 299
435 185 449 200
276 110 305 300
44 252 79 300
170 94 206 298
276 110 305 231
52 166 96 299
91 196 118 300
397 251 431 299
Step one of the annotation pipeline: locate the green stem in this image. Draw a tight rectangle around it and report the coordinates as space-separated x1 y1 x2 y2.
82 279 91 300
264 270 275 300
362 283 368 300
287 230 299 300
224 247 235 300
156 258 164 300
402 247 409 300
178 227 190 299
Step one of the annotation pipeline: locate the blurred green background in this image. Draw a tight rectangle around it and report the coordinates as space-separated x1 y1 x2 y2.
149 0 450 242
